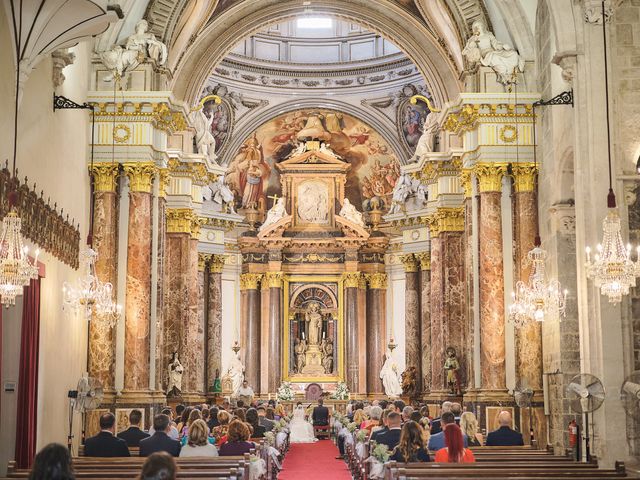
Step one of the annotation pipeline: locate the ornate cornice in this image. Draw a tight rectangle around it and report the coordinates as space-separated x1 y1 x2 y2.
166 208 195 235
511 163 538 193
168 159 209 185
122 162 157 193
442 103 534 135
426 207 465 237
459 168 473 198
473 162 508 193
400 254 419 273
191 216 206 239
209 254 227 273
415 252 431 271
89 163 119 192
92 102 187 134
366 272 388 289
342 271 362 288
263 271 284 289
240 273 263 290
419 157 462 184
198 253 212 271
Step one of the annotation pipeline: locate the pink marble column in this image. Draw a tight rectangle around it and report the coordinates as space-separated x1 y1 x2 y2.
429 235 445 391
475 164 507 391
402 255 421 394
460 172 476 389
264 271 283 392
88 164 119 392
416 254 431 394
155 171 168 391
240 273 262 392
366 273 387 395
343 272 361 393
187 239 204 397
123 163 156 392
206 255 224 390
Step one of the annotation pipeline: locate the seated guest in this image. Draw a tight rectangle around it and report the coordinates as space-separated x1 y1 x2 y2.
434 424 476 463
274 403 287 420
201 408 210 424
375 411 402 450
245 408 266 438
137 452 177 480
451 402 463 424
266 407 276 421
392 400 406 414
428 412 468 451
361 406 382 432
410 411 422 424
353 408 367 427
234 407 247 423
29 443 75 480
257 406 275 431
179 419 218 457
180 409 202 439
149 408 179 440
402 406 414 423
207 407 220 431
460 412 483 446
486 410 524 446
370 408 391 442
390 421 431 463
430 401 452 435
212 410 231 445
176 406 192 434
140 414 181 457
311 398 330 426
379 400 389 410
219 420 254 456
84 413 130 457
117 409 149 447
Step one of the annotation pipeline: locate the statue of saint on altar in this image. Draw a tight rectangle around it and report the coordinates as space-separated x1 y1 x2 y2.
305 301 323 346
167 351 183 396
444 347 462 395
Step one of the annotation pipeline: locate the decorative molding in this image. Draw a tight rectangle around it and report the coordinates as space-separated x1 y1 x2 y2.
241 252 268 264
415 252 431 271
198 253 212 271
283 252 345 264
89 163 119 192
209 254 227 273
112 124 131 143
263 271 284 289
240 273 263 290
51 49 76 88
158 169 170 198
366 272 388 289
511 163 538 193
459 169 473 198
122 162 157 193
426 207 465 237
342 272 362 288
499 125 518 143
473 162 508 193
400 253 419 273
583 0 614 24
166 208 195 235
358 252 386 264
191 216 205 240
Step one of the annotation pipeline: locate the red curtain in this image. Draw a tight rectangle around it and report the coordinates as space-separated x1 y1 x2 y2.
14 278 41 469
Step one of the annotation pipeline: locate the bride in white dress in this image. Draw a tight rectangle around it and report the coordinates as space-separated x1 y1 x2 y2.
289 403 318 443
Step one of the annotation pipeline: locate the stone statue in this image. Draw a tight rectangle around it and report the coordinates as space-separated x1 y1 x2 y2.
100 19 168 80
414 179 428 205
208 175 236 214
224 349 245 395
401 366 418 397
380 349 403 398
388 173 414 214
444 346 462 395
319 142 342 159
321 338 334 374
462 20 525 85
190 106 218 164
212 368 222 393
259 197 287 232
167 351 183 396
296 113 332 142
305 302 323 346
410 112 439 162
294 338 307 373
339 198 365 227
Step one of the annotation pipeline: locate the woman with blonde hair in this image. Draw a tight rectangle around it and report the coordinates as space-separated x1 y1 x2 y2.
353 409 367 426
179 419 218 457
212 410 231 446
460 411 483 446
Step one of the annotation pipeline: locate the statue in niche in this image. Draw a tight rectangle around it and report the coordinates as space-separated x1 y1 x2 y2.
224 349 245 395
462 19 525 85
296 112 332 142
212 368 222 393
339 198 365 227
190 104 218 164
100 19 168 80
410 112 439 162
380 349 403 398
167 351 183 396
259 197 287 232
207 175 236 214
444 347 462 395
305 302 323 346
294 338 307 373
321 338 334 374
401 366 418 397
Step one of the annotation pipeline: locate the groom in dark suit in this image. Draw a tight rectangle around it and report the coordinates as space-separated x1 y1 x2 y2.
311 399 330 426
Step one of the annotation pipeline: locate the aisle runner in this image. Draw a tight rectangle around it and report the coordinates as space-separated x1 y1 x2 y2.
278 441 352 480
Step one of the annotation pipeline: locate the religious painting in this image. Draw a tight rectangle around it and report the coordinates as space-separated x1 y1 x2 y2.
284 279 343 382
398 97 430 150
296 180 330 225
226 109 400 214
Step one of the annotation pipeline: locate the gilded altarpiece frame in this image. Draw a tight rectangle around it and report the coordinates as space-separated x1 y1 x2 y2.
283 275 345 383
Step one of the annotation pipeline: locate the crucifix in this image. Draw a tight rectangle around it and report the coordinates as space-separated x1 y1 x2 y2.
267 193 280 208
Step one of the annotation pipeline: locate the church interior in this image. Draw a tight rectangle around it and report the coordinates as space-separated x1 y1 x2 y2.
2 0 640 477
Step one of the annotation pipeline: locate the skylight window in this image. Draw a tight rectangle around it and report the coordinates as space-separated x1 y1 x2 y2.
297 17 333 29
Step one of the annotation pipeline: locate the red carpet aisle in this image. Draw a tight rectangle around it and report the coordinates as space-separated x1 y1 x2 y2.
278 441 352 480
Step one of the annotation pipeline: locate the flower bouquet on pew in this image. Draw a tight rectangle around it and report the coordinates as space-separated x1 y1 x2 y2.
343 422 358 447
355 429 368 459
248 453 267 480
366 443 391 479
263 431 283 471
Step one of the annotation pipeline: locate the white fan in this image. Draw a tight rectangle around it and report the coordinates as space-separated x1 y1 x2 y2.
513 385 534 446
620 370 640 421
566 373 605 462
67 374 104 453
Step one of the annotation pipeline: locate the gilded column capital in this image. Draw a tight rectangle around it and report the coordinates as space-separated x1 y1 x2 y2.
263 271 284 289
240 273 263 290
198 253 212 271
358 274 368 290
473 162 508 193
459 169 473 199
166 208 195 235
191 216 205 240
415 252 431 271
366 272 388 289
209 254 227 273
158 169 170 198
342 271 362 288
123 162 157 193
89 163 119 192
426 207 465 238
400 254 419 273
511 163 538 193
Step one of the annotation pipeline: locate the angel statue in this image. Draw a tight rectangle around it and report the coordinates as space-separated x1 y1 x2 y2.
380 349 403 398
208 175 236 214
388 173 413 215
190 104 218 164
339 198 365 227
167 351 183 396
259 197 287 232
462 19 525 85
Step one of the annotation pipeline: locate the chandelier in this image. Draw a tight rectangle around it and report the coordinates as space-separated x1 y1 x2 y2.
0 209 40 306
509 242 567 327
62 247 121 325
585 1 640 303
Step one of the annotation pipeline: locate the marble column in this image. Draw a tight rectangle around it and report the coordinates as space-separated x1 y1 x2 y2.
122 163 156 393
366 273 387 395
474 163 508 391
155 170 168 392
240 273 262 392
512 164 542 391
416 253 431 394
206 255 225 390
460 170 476 389
264 271 283 392
342 272 361 393
429 232 445 391
401 254 421 394
88 163 119 393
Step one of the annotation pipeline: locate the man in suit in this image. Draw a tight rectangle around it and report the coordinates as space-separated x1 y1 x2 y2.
140 414 182 457
117 409 149 447
430 401 452 435
84 412 130 457
486 410 524 446
370 409 390 442
375 412 402 451
311 399 330 426
257 406 275 431
428 412 468 451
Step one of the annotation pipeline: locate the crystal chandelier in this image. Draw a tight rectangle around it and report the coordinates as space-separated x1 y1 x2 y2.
509 242 568 327
0 209 40 306
585 1 640 303
62 247 121 325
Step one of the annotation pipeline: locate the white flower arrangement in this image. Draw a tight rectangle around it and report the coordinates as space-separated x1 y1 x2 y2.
276 381 295 401
331 382 350 400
